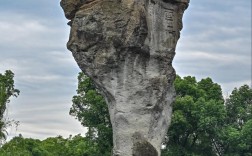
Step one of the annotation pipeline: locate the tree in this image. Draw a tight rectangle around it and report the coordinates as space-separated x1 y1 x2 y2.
240 119 252 155
225 85 252 129
162 76 226 156
218 85 252 155
0 135 43 156
64 134 100 156
69 72 113 155
0 70 19 144
0 134 101 156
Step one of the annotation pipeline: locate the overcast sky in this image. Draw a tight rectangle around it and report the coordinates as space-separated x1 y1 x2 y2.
0 0 251 141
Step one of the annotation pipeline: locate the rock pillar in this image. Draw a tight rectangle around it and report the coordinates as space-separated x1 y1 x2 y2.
61 0 189 155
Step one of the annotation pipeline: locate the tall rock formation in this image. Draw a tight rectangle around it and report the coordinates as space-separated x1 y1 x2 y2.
61 0 189 155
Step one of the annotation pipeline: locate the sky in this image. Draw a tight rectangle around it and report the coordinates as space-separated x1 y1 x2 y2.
0 0 251 141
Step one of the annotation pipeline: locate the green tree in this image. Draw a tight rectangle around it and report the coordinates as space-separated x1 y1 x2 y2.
65 134 100 156
0 135 45 156
219 85 252 155
70 72 113 155
39 136 68 156
225 85 252 129
240 119 252 155
0 134 101 156
163 79 252 156
0 70 19 144
162 76 226 156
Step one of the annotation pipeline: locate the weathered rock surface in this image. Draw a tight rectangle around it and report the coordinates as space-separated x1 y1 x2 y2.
61 0 189 155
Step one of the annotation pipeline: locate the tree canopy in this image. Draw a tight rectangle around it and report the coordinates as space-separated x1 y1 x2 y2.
163 76 252 156
0 70 19 144
0 134 100 156
69 72 113 155
219 84 252 155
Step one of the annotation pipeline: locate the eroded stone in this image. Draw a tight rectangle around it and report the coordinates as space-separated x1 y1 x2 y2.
61 0 189 155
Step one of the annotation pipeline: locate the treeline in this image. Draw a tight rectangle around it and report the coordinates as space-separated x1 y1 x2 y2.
0 134 102 156
0 71 251 156
163 76 252 156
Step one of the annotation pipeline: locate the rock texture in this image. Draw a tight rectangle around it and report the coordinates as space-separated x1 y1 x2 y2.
61 0 189 155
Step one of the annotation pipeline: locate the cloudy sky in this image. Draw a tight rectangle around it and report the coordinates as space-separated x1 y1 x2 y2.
0 0 251 140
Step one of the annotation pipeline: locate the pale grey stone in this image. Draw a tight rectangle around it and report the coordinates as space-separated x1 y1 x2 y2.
61 0 189 155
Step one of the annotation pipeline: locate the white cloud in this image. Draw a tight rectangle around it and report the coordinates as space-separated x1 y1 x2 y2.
0 20 46 42
0 10 83 140
7 98 86 140
0 12 69 51
176 50 249 64
222 79 251 99
175 0 251 90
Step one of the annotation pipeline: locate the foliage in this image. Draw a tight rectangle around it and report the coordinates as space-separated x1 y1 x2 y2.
218 85 252 155
0 70 19 144
225 85 252 129
0 134 100 156
163 77 252 156
69 72 113 155
163 76 226 156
